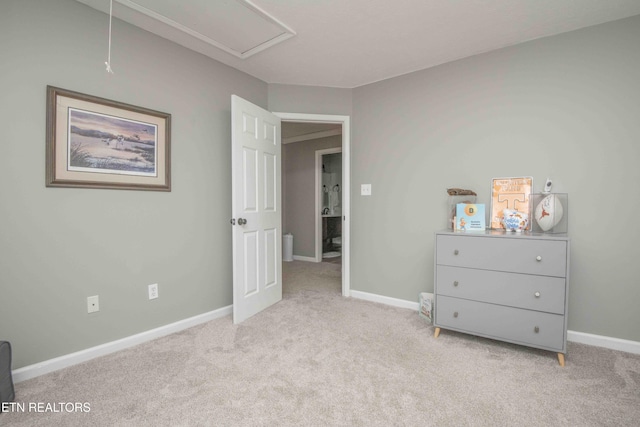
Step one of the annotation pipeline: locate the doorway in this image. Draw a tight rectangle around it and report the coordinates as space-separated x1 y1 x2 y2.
317 148 342 263
275 113 351 297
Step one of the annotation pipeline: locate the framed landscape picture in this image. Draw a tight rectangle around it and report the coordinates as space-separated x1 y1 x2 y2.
46 86 171 191
490 177 533 229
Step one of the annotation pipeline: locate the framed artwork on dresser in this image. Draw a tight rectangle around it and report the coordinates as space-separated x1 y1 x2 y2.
490 177 533 230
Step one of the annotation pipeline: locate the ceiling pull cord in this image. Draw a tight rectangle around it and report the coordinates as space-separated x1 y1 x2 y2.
105 0 114 74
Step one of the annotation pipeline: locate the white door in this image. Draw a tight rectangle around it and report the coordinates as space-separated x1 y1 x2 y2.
231 95 282 324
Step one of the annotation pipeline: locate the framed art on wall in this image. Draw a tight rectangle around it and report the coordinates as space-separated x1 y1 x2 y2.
490 177 533 229
46 86 171 191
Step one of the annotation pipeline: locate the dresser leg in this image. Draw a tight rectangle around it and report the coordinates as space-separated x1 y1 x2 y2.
434 327 441 338
557 353 565 367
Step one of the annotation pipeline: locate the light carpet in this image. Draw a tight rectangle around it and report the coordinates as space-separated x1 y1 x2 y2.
2 260 639 426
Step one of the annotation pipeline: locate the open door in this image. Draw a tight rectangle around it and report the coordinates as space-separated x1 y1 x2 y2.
231 95 282 324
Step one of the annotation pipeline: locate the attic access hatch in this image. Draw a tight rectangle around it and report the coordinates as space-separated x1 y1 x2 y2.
77 0 296 59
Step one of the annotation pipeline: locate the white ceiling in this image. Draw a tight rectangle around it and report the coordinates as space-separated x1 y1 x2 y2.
77 0 640 88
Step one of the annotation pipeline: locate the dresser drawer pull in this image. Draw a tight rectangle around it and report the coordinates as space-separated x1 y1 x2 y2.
453 281 459 287
534 326 540 333
453 311 459 318
534 292 540 298
536 255 542 262
454 249 459 255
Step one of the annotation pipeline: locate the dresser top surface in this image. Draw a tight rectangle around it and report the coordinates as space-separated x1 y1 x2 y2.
436 229 569 241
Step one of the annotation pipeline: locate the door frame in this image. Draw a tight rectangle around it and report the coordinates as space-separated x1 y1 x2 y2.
315 147 342 262
274 112 351 297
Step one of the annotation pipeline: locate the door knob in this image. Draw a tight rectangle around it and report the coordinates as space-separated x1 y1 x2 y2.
238 218 247 225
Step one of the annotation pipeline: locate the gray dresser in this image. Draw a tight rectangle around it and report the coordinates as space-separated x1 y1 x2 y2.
433 230 570 365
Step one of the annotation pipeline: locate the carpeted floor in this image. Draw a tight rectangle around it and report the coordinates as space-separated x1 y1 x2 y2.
2 260 639 426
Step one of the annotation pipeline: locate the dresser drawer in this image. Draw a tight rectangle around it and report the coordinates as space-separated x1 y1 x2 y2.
436 265 566 314
435 295 565 351
436 235 567 277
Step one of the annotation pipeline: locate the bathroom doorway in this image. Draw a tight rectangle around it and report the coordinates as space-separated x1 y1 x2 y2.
317 148 342 264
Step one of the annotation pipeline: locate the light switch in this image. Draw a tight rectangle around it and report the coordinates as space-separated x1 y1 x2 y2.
361 184 372 196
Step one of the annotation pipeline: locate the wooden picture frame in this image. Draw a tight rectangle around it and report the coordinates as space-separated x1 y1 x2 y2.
46 86 171 191
490 177 533 229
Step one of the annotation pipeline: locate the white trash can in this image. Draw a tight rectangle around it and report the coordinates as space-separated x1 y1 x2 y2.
283 233 293 262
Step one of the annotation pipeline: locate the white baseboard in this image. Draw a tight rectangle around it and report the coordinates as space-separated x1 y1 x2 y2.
567 330 640 355
12 305 232 383
292 255 318 262
350 289 640 355
350 290 420 311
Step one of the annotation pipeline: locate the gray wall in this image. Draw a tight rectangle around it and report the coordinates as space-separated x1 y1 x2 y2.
282 136 342 258
0 0 267 368
268 84 353 116
351 15 640 342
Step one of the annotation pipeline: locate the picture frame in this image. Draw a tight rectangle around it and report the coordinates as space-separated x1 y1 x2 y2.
490 177 533 230
46 86 171 191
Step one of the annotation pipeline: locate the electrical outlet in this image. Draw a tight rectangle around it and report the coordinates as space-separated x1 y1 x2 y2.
148 283 158 300
87 295 99 313
361 184 372 196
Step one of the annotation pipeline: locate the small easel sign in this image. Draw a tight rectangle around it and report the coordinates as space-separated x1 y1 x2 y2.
490 177 533 230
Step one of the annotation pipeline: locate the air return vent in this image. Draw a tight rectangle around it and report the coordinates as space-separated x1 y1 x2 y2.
78 0 296 58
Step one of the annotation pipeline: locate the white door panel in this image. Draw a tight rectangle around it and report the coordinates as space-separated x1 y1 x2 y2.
264 228 277 287
263 153 276 211
243 148 258 212
232 95 282 323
